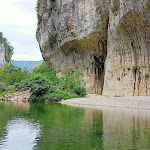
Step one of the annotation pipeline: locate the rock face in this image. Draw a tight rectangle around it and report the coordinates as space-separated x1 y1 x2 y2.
0 42 6 68
37 0 150 96
0 91 31 103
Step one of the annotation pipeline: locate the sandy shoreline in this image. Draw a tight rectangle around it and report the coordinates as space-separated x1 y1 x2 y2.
60 94 150 110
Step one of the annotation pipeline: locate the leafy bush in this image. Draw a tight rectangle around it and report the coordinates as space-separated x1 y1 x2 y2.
26 63 85 102
0 82 8 92
0 64 28 85
0 64 28 97
0 82 15 97
0 62 86 102
71 83 86 97
30 75 50 95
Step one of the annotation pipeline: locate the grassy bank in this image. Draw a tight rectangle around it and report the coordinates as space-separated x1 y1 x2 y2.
0 62 86 102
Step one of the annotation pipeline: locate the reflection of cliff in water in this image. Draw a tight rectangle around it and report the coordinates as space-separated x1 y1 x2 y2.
1 103 150 149
83 107 150 150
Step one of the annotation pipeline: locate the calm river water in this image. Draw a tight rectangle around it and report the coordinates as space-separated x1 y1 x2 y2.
0 102 150 150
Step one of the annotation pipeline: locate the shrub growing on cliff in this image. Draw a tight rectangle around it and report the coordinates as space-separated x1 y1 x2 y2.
132 66 137 73
144 73 149 79
36 0 42 10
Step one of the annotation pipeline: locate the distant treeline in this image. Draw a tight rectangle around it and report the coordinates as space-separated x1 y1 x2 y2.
11 60 43 71
0 32 13 63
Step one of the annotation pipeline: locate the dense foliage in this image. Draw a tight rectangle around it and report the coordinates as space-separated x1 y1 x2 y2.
0 64 28 97
0 62 86 102
0 32 14 63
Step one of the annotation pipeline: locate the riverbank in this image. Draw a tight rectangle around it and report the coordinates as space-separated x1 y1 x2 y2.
0 91 31 103
60 94 150 110
2 92 150 110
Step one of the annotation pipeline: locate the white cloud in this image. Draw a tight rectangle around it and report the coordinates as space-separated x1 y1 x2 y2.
0 0 43 61
12 54 42 61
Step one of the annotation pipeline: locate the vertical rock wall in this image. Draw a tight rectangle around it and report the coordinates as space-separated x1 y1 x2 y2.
103 0 150 96
0 42 6 68
37 0 150 96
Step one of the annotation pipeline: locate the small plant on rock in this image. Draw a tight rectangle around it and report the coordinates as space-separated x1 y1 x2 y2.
138 76 142 80
144 73 149 78
132 66 137 73
36 0 42 10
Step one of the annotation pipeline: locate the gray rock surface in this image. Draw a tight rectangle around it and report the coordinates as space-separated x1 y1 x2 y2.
37 0 150 96
0 42 6 68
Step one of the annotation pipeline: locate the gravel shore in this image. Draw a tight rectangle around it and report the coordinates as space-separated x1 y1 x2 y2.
60 94 150 110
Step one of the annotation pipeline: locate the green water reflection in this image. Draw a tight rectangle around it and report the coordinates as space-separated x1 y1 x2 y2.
0 102 150 150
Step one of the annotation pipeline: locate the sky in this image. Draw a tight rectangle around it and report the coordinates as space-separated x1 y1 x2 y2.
0 0 43 61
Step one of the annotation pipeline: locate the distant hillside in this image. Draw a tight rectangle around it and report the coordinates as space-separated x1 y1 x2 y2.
11 60 43 71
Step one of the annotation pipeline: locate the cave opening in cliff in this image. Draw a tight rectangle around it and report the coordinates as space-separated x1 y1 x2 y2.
92 36 108 94
93 55 106 94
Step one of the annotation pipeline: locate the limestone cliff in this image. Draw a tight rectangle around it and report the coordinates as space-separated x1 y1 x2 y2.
37 0 150 96
0 42 6 68
0 32 13 67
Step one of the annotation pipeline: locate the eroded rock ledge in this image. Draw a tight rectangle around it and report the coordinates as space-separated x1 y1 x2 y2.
0 91 31 103
37 0 150 96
